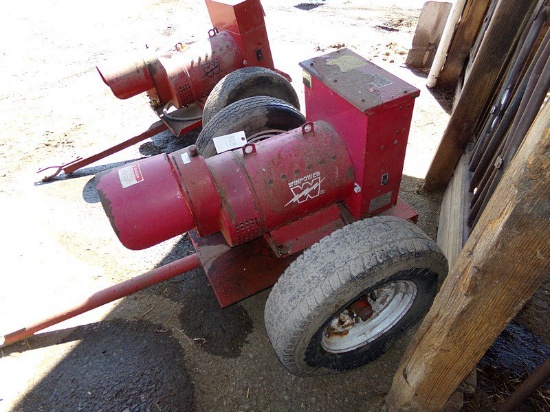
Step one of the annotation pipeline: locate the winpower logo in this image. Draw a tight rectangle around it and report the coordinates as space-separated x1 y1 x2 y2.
285 171 325 207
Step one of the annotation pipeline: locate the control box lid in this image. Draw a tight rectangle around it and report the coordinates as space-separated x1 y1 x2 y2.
300 48 420 114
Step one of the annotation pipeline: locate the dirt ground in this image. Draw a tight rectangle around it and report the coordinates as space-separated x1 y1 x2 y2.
1 0 548 411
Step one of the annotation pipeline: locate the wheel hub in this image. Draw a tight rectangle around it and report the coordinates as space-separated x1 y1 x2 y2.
321 280 418 353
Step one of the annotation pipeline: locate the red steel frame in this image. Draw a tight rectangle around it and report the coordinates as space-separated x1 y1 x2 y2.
1 254 201 348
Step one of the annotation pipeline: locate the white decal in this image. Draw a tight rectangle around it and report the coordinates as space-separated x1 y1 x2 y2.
181 152 191 164
118 164 144 188
213 131 247 154
285 171 325 206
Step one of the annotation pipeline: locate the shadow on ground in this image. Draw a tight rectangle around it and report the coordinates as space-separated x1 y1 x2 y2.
406 67 455 115
11 318 195 411
6 234 254 411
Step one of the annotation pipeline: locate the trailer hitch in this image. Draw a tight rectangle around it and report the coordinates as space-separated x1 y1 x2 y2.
37 158 84 182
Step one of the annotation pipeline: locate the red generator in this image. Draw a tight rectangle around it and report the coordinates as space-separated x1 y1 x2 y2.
98 0 277 109
39 0 299 180
95 48 448 376
10 49 447 377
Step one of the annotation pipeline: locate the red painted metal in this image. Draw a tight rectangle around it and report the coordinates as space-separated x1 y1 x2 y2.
264 203 345 257
62 122 168 174
206 150 262 246
6 48 428 346
96 152 197 250
379 197 419 223
94 49 422 306
97 31 244 109
38 106 206 181
96 55 155 100
169 146 222 236
189 231 297 308
187 201 416 310
0 253 200 348
230 122 354 234
97 0 276 108
153 102 204 137
349 298 374 321
96 121 355 251
38 121 169 181
300 49 420 220
39 0 281 179
205 0 274 70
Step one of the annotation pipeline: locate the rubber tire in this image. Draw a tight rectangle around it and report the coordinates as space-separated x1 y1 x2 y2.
196 96 306 158
201 66 300 127
264 216 448 376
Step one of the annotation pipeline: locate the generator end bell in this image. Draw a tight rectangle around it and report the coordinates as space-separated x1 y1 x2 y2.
96 56 155 100
96 153 196 250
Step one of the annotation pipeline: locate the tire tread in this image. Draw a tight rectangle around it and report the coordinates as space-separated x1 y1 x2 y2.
265 216 448 375
202 67 300 126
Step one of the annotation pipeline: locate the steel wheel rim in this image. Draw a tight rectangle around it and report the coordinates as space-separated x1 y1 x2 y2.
321 280 418 353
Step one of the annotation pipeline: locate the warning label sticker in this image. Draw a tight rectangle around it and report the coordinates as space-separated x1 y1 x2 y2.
118 164 144 188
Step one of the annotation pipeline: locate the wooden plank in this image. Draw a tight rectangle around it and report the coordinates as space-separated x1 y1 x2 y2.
405 1 453 69
385 101 550 411
464 0 499 84
436 150 470 268
424 0 536 192
436 0 491 88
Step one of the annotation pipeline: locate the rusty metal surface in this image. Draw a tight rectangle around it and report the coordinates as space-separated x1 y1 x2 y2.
189 230 296 308
300 48 420 114
500 356 550 412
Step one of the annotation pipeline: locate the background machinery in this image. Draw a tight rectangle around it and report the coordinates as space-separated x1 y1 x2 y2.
39 0 299 180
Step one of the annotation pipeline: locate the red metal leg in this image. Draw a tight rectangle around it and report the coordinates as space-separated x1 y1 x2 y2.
38 121 169 181
0 253 201 348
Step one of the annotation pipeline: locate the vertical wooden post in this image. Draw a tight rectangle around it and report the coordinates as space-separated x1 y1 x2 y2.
435 0 491 88
385 101 550 411
424 0 536 191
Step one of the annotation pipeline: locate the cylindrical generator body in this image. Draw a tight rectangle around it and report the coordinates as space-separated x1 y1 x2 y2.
206 121 354 245
96 121 354 250
96 31 244 107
